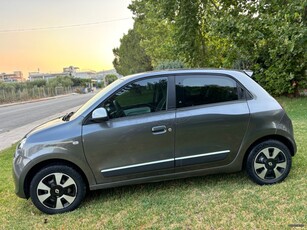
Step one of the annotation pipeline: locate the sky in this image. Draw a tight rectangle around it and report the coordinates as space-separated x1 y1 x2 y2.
0 0 134 77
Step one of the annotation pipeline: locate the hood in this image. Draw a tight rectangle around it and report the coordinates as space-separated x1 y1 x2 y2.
26 116 65 138
25 114 83 145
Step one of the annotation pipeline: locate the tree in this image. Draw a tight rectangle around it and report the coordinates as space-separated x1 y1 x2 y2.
215 0 306 95
71 77 91 87
129 0 230 68
128 1 180 67
113 28 153 76
105 74 118 85
129 0 306 96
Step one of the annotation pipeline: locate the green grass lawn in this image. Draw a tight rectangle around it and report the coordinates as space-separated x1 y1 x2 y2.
0 97 306 229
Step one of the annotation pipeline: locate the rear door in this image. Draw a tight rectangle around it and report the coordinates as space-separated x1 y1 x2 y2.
174 74 250 171
82 76 175 184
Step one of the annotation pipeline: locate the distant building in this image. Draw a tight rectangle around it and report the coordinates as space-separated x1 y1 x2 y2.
96 69 122 80
0 71 24 82
63 66 79 77
75 71 97 79
28 72 67 81
96 69 122 86
27 66 121 82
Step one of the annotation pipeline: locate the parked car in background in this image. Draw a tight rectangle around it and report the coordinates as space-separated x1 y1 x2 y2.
13 69 296 214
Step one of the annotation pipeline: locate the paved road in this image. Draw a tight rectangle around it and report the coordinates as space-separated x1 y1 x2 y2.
0 93 97 151
0 93 94 134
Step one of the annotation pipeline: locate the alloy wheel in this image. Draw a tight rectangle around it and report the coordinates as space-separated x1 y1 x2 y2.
37 172 77 210
253 147 288 180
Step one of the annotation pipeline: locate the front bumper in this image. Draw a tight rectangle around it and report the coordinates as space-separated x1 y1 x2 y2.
13 150 30 199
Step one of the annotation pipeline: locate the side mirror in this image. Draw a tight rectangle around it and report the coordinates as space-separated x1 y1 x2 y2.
92 108 108 121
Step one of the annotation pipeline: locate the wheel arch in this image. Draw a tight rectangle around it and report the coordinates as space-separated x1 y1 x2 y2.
23 159 89 198
242 134 295 169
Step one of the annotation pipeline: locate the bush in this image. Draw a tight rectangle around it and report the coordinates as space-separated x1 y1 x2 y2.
105 74 118 85
71 78 91 87
46 76 73 88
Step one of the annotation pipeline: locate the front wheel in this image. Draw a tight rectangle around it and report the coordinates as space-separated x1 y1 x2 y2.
30 165 86 214
246 140 292 185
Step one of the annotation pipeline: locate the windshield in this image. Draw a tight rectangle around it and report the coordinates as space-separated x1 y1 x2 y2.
70 79 124 120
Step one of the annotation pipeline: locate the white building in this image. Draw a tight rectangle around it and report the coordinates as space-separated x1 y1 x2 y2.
0 71 24 82
28 66 121 83
75 71 97 79
63 66 79 77
28 72 67 81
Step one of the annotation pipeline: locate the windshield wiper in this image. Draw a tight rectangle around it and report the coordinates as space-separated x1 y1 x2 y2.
62 112 74 121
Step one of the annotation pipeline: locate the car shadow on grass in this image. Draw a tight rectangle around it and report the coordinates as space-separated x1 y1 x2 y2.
83 171 251 206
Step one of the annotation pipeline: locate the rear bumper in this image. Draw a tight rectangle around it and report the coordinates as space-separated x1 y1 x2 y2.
276 112 297 156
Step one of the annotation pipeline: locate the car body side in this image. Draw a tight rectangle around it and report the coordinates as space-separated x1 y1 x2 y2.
13 69 296 198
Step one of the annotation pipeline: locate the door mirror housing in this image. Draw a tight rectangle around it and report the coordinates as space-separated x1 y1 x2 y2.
92 108 108 121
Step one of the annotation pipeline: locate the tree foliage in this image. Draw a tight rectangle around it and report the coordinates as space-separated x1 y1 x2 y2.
216 0 307 95
155 60 187 70
46 76 73 88
0 76 89 91
121 0 306 96
129 0 230 68
113 28 153 76
71 77 91 87
105 74 118 85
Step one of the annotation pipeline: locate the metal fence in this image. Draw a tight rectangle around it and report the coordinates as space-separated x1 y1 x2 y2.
0 86 81 104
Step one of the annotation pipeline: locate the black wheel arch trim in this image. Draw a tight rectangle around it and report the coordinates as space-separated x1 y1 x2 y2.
23 158 92 198
242 134 296 170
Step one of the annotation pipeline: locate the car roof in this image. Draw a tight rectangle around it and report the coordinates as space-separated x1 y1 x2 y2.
121 69 250 81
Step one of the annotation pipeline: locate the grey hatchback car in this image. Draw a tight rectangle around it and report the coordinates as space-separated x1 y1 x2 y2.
13 69 296 214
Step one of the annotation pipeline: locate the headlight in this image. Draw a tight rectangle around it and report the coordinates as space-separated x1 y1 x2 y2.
14 138 26 158
17 138 27 150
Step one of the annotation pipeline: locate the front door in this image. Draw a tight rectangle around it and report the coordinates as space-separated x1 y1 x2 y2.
82 77 175 184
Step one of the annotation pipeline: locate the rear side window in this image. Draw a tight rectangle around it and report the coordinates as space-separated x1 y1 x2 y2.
176 75 239 108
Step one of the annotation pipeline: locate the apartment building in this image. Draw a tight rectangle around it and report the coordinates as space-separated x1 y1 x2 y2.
0 71 24 82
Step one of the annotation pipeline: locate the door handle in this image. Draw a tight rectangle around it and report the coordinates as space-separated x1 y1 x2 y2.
151 125 167 135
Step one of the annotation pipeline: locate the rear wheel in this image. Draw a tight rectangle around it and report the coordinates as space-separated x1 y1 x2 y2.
30 165 86 214
246 140 292 185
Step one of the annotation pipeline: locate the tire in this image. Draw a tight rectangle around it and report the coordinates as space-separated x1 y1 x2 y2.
30 165 86 214
246 140 292 185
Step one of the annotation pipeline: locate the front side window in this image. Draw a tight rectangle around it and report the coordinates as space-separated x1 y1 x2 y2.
176 75 239 108
104 77 168 119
